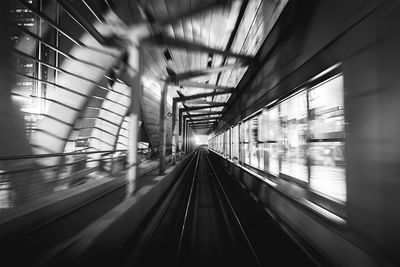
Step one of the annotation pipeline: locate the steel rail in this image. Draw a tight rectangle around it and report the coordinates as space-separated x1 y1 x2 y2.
120 150 199 267
175 149 202 265
204 151 262 267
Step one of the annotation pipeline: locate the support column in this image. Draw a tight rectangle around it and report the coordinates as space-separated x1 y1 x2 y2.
126 46 142 197
171 99 177 165
185 119 189 154
182 117 186 153
159 82 168 174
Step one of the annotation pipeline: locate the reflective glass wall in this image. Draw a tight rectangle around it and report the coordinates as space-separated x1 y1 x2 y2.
209 65 346 205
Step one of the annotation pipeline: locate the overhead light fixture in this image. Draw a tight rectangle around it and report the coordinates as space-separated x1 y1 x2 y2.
207 53 213 68
163 49 173 61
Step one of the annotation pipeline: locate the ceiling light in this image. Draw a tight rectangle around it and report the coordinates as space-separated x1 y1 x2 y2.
163 49 173 61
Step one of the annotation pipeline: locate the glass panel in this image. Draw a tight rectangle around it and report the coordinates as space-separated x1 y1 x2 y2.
309 142 346 201
280 91 308 181
259 111 267 171
264 107 280 175
232 125 239 161
267 143 280 175
309 75 344 140
243 120 250 164
249 116 259 168
244 143 250 164
309 75 346 201
243 120 249 142
239 123 245 163
224 132 227 156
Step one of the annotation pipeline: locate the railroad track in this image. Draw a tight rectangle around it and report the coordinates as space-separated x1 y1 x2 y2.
123 147 262 267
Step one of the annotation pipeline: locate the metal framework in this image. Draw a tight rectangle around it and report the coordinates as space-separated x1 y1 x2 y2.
174 91 233 102
167 62 248 82
144 34 253 61
180 103 226 112
170 80 234 91
184 111 222 117
189 118 218 123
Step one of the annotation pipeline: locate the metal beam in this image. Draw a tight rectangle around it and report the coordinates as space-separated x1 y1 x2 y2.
187 116 220 122
189 119 218 123
183 115 220 123
181 112 220 133
168 62 248 82
144 34 253 61
181 100 219 105
190 123 217 127
191 125 214 129
191 125 216 128
186 101 225 105
185 111 222 118
174 91 233 102
159 83 168 174
186 117 220 123
158 1 233 25
190 121 216 125
171 80 234 90
55 0 107 45
180 103 225 112
210 0 250 129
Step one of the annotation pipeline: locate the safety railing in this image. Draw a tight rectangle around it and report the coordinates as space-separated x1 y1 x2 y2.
0 149 126 211
0 145 175 212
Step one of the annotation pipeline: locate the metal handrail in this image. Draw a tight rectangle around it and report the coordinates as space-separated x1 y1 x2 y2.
0 155 125 177
0 146 174 162
0 149 127 161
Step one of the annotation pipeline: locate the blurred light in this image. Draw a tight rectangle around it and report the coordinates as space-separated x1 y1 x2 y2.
195 135 208 145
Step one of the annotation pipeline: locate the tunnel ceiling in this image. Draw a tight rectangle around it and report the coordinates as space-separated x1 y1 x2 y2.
127 0 288 135
14 0 289 156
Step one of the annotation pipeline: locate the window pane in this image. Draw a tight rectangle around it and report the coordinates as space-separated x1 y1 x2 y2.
232 125 239 161
264 107 280 175
243 120 249 142
309 75 344 139
244 143 250 164
309 142 346 201
224 131 228 157
239 123 245 163
280 91 308 181
267 143 280 175
249 116 260 168
258 113 264 171
243 120 250 164
309 75 346 201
